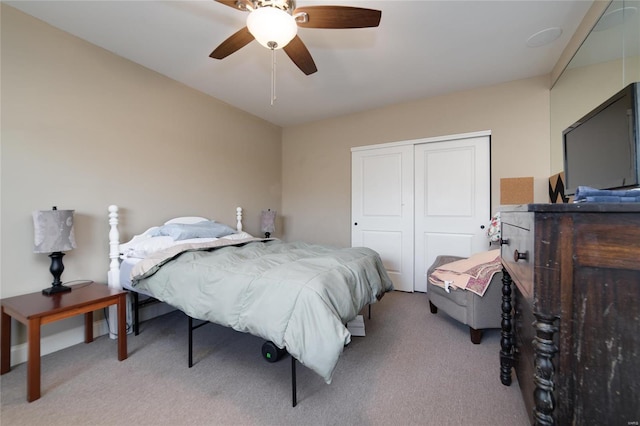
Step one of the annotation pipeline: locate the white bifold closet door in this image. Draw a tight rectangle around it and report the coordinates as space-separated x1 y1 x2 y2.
413 135 491 292
351 144 415 292
352 132 490 292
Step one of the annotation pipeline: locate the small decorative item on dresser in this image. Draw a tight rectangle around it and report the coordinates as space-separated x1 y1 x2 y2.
32 206 76 295
261 209 276 238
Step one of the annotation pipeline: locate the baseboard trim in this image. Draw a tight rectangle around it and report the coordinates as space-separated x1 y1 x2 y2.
9 318 110 368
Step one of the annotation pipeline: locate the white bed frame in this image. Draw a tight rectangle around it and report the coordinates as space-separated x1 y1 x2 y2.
105 205 244 337
107 205 244 289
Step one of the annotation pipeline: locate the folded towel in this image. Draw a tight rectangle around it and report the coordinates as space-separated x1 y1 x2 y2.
582 196 640 203
574 186 640 203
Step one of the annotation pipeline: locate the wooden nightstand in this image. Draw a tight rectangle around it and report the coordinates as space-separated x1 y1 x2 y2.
0 282 128 402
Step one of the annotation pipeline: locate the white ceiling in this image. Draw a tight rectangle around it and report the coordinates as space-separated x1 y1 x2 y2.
6 0 594 127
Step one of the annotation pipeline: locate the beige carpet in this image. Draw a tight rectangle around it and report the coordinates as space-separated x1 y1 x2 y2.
0 291 528 425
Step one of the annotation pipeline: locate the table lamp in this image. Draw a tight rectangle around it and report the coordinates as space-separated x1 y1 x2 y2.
33 206 76 295
260 209 276 238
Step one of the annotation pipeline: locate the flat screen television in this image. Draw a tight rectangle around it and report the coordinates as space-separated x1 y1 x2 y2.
562 82 640 196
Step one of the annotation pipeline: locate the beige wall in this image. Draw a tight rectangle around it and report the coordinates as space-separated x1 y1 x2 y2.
282 75 551 247
1 3 282 312
1 4 553 353
550 59 624 174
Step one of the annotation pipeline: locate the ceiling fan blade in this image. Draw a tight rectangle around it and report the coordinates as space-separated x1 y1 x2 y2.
210 27 255 59
294 6 381 29
283 36 318 75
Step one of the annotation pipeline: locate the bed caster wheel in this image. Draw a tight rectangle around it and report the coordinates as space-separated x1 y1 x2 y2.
262 341 287 363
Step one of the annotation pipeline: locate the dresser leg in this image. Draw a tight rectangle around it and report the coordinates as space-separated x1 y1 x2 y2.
500 268 514 386
532 313 558 426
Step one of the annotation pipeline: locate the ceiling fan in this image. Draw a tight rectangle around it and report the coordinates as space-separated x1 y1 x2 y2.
210 0 382 75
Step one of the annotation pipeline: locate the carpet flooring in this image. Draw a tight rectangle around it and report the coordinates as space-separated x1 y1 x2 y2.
1 291 529 425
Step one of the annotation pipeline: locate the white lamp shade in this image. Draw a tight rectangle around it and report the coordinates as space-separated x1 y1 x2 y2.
33 209 76 253
247 7 297 49
261 210 277 233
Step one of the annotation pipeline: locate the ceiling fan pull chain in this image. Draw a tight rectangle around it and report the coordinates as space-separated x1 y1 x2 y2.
270 45 277 105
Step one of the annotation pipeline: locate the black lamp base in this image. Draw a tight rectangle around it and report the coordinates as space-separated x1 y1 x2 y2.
42 251 72 296
42 284 72 296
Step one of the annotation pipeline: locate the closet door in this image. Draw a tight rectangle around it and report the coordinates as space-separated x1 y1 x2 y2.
351 145 414 292
414 135 491 292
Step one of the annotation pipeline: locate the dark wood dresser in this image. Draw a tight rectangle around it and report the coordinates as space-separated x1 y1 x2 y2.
499 204 640 425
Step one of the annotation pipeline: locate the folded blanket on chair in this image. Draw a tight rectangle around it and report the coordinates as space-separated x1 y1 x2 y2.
428 249 501 297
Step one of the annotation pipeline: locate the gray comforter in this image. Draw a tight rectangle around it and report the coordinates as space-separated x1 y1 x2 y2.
131 239 393 383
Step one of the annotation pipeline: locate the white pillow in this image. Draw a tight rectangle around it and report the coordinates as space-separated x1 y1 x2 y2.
164 216 209 225
151 221 237 240
121 236 175 259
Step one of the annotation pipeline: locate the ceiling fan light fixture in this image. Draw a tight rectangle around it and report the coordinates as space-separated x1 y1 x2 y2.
247 7 298 50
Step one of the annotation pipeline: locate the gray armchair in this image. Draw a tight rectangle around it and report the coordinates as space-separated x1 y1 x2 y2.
427 255 503 344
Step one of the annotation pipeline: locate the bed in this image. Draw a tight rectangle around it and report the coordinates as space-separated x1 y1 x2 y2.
107 205 393 406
